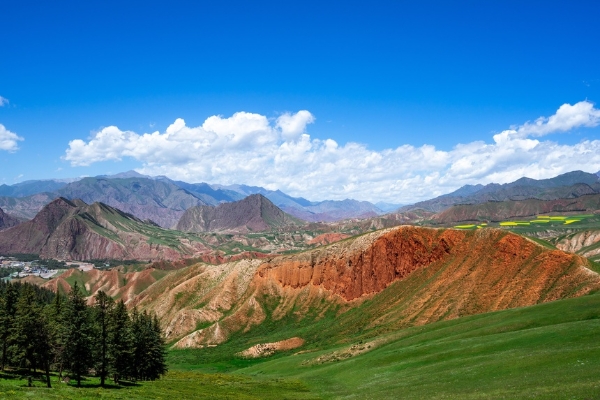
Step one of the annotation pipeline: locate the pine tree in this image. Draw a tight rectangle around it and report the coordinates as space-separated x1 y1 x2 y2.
48 291 66 381
10 285 39 372
131 310 168 381
63 282 93 387
35 309 54 388
148 314 168 380
0 283 18 370
93 290 114 387
107 300 133 384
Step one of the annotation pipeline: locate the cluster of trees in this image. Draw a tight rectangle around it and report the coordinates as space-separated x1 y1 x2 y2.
0 267 20 279
2 254 39 262
0 280 167 388
88 259 142 270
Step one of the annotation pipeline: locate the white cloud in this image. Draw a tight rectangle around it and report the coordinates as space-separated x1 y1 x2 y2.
63 102 600 203
493 100 600 143
276 110 315 141
0 124 24 152
0 96 8 107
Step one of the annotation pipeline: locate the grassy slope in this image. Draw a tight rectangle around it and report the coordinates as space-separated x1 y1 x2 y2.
236 292 600 399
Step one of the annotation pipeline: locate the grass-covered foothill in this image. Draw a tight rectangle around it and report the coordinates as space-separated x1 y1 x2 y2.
234 292 600 399
160 292 600 399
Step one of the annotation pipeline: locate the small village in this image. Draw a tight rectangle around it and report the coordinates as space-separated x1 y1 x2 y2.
0 256 96 281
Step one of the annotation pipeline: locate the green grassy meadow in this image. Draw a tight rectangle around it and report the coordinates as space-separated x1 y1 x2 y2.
5 291 600 399
234 292 600 399
0 370 318 399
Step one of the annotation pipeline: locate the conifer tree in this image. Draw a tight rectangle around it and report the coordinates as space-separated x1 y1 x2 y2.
48 291 66 380
107 300 133 384
35 309 54 388
131 310 168 381
10 285 39 372
0 283 18 370
149 314 168 380
63 282 93 387
130 308 148 380
93 290 114 387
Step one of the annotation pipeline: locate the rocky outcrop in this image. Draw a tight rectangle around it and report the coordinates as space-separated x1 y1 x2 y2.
176 194 302 233
257 227 461 301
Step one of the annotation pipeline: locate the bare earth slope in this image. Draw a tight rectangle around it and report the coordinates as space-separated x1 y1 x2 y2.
556 230 600 260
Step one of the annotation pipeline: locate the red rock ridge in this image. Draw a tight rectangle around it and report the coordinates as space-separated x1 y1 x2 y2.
258 227 463 301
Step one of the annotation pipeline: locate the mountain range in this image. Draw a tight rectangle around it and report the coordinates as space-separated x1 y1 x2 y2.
432 193 600 224
399 170 600 213
7 169 600 399
0 194 426 262
1 169 599 233
0 172 391 227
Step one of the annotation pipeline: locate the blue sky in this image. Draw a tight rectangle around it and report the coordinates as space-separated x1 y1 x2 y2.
1 0 599 203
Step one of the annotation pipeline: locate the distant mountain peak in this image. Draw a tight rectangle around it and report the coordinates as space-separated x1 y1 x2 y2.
176 193 302 233
97 170 150 179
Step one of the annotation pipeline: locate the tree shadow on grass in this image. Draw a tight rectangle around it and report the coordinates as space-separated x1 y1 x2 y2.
1 368 48 381
0 370 21 380
69 378 141 390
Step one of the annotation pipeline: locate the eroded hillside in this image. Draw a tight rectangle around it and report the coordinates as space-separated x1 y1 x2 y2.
43 226 600 352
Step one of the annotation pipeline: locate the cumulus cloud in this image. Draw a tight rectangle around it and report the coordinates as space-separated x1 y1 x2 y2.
493 101 600 143
63 102 600 203
0 124 24 152
276 110 315 141
0 96 8 107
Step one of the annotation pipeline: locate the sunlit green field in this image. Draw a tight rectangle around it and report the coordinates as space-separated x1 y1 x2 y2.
236 292 600 399
0 370 318 399
4 292 600 399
